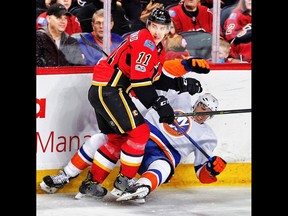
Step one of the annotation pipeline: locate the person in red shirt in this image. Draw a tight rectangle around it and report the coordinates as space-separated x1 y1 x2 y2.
223 0 251 63
229 41 251 63
74 8 210 198
168 0 213 33
36 0 82 35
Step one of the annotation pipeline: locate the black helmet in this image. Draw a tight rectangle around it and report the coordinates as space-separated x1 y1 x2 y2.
148 8 171 25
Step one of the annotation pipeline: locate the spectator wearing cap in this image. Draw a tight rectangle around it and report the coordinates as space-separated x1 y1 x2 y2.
36 0 82 35
36 3 85 67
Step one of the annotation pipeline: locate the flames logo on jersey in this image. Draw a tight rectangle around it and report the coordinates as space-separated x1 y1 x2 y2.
162 110 191 137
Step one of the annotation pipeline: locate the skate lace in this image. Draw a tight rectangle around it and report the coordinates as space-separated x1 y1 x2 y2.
51 171 70 184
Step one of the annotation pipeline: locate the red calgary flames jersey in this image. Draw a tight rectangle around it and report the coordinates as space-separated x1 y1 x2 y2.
91 28 165 92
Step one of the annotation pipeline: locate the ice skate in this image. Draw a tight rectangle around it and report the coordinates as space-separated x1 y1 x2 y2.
75 171 107 199
39 170 76 194
116 183 151 202
110 173 137 197
112 173 147 203
113 173 132 192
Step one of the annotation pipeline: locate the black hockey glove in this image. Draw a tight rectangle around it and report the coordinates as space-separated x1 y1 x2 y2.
176 77 203 96
152 96 175 124
181 57 210 74
206 156 227 177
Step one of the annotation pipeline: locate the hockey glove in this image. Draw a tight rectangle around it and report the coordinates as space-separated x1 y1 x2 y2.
181 57 210 74
152 96 175 124
176 77 203 96
206 156 227 177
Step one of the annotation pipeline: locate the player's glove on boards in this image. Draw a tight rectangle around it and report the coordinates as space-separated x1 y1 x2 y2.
181 57 210 74
176 77 202 95
206 156 227 176
152 96 175 124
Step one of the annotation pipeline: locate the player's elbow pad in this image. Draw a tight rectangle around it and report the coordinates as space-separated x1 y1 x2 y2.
198 166 217 184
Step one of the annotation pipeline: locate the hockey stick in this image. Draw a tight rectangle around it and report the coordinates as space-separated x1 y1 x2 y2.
80 34 108 57
172 120 211 160
175 108 251 117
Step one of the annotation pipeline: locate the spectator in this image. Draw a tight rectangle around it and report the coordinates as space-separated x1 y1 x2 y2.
217 38 232 63
75 0 131 35
168 0 213 33
36 3 85 67
207 38 231 63
229 41 251 63
219 0 238 38
223 0 251 63
164 33 190 60
208 37 248 63
78 9 125 66
36 0 82 35
168 18 177 36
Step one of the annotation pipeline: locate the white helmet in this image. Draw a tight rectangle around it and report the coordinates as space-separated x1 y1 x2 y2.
192 93 219 112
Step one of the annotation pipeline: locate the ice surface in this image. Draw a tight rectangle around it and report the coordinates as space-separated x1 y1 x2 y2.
37 186 251 216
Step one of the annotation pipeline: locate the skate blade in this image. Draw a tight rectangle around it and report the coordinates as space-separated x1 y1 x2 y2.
39 181 58 194
75 192 86 199
74 192 106 199
130 198 145 204
116 187 149 202
110 188 123 198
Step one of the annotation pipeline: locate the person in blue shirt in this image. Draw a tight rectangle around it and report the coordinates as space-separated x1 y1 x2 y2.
78 8 124 66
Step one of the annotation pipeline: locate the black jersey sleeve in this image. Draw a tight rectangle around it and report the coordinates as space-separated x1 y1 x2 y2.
153 73 179 91
133 85 159 109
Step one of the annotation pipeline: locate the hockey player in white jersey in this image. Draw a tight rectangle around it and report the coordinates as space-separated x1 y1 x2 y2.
114 92 226 201
40 92 226 203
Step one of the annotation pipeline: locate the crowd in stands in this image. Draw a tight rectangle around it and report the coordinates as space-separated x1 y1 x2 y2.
36 0 251 67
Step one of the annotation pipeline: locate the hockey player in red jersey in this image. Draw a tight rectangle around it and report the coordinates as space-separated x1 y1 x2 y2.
40 8 211 198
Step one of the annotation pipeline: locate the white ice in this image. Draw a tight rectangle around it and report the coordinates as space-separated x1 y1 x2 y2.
37 186 251 216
